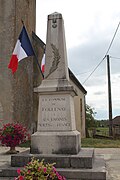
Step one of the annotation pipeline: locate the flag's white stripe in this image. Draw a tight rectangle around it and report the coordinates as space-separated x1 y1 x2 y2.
13 40 28 62
41 54 45 68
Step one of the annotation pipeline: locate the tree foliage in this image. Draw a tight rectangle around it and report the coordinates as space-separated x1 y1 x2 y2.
85 104 97 137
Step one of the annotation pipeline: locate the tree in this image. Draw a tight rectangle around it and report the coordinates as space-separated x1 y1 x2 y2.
85 104 96 137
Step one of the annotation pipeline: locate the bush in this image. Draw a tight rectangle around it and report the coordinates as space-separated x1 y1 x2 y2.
15 157 66 180
0 123 30 147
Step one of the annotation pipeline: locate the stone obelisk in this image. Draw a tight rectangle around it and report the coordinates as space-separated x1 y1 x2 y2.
31 12 81 154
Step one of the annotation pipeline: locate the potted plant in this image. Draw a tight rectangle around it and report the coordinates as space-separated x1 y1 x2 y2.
0 123 29 154
15 157 66 180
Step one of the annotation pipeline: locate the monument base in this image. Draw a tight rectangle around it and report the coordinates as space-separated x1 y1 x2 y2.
0 148 106 180
31 130 81 154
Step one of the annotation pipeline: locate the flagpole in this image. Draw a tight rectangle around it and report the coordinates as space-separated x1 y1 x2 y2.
21 19 24 26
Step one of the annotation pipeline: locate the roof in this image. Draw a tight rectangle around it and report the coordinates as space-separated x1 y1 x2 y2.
69 68 87 95
113 116 120 125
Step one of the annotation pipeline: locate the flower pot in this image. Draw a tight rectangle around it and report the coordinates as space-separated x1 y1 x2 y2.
6 146 19 154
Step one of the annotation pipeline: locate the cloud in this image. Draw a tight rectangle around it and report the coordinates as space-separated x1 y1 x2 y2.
68 38 120 76
94 109 108 120
84 75 106 87
94 91 105 95
68 40 107 76
36 0 120 119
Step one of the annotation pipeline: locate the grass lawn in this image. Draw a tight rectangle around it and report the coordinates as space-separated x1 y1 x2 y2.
81 138 120 148
19 138 120 148
96 127 109 136
19 140 31 148
89 127 109 137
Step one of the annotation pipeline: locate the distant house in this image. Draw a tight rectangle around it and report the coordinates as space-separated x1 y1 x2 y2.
113 116 120 138
32 32 87 138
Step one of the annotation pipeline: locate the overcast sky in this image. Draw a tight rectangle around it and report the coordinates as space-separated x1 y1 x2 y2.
36 0 120 120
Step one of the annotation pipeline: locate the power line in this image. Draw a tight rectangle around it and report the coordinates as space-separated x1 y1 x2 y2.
106 21 120 55
82 21 120 85
110 56 120 60
82 56 106 84
76 69 93 76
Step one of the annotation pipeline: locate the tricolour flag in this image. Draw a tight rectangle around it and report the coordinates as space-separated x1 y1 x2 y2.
8 26 34 73
41 53 45 74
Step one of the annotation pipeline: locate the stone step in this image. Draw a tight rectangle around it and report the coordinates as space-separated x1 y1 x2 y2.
57 158 106 180
11 148 94 169
0 158 106 180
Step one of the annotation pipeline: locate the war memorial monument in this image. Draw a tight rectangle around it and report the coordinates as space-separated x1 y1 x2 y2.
0 12 106 180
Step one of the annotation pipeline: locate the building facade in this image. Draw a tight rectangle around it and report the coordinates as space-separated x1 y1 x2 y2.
0 0 36 129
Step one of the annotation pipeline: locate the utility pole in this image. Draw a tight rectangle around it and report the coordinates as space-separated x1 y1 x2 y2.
107 55 113 136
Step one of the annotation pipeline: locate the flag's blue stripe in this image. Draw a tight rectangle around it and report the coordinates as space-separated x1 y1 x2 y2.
19 26 34 56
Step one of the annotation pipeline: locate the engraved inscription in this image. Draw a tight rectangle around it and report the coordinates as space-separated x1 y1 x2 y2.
39 122 70 127
42 107 66 112
39 96 71 130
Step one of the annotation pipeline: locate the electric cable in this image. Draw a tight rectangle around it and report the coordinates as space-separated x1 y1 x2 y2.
110 56 120 60
82 21 120 84
76 69 93 76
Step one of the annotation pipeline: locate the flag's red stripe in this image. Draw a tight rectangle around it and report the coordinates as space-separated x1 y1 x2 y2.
8 55 18 74
41 64 45 73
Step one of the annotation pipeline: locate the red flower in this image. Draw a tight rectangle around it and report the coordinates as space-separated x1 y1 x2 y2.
53 166 56 172
43 167 47 173
27 170 31 174
0 123 29 147
19 176 24 180
38 167 41 171
17 169 21 174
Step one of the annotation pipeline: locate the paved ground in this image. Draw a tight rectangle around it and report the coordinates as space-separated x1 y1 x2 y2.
95 148 120 180
0 147 120 179
0 146 29 180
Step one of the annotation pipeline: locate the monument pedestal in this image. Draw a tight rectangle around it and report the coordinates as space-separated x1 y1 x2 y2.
31 78 81 155
0 148 106 180
31 130 80 154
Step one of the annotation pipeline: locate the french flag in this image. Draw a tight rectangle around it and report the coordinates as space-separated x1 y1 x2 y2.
41 53 45 74
8 26 34 74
